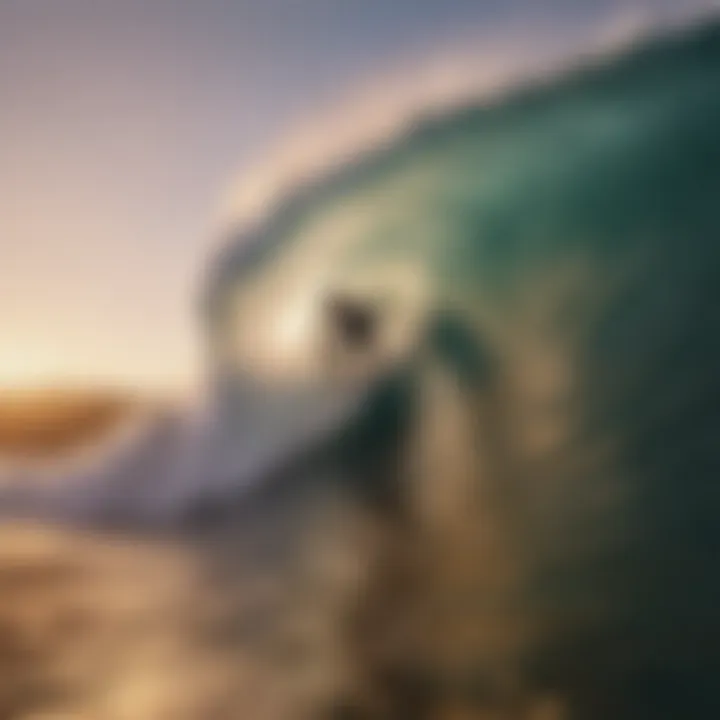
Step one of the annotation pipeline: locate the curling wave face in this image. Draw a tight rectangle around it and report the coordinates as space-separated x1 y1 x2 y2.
1 17 720 719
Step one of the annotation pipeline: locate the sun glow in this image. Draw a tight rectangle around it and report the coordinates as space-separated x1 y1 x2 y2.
0 348 69 389
0 345 194 395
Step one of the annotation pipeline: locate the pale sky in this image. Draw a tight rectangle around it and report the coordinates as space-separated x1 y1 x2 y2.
0 0 715 392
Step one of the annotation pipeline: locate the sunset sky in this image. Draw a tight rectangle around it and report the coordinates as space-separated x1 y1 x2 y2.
1 0 716 392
